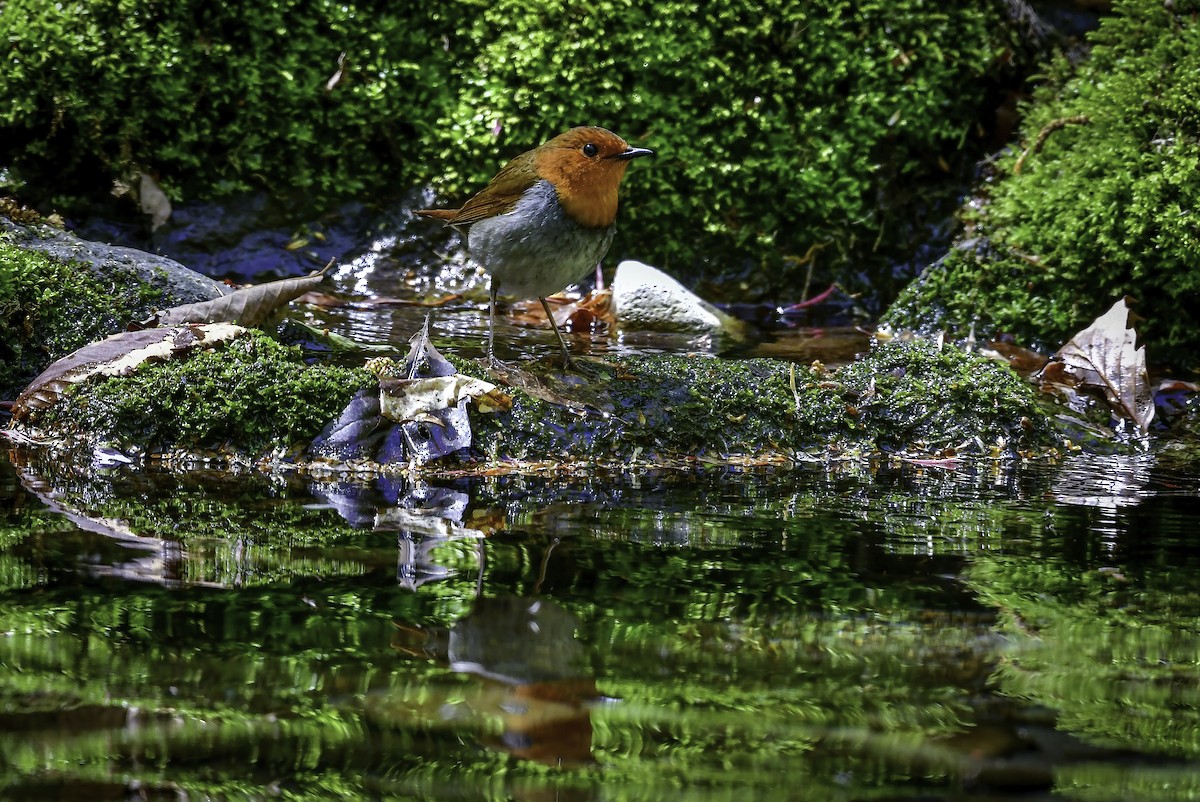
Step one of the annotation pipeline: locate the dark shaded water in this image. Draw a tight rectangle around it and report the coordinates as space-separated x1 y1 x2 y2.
3 447 1200 801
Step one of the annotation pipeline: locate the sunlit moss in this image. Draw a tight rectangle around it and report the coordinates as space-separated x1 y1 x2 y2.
884 0 1200 368
31 329 375 456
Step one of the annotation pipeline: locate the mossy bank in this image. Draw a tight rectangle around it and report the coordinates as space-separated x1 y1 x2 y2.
22 331 376 458
452 341 1057 467
883 0 1200 370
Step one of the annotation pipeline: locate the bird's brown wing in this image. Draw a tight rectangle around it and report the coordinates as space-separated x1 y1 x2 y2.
415 209 457 222
424 149 537 228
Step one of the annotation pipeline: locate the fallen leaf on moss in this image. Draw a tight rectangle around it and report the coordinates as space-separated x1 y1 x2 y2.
12 323 248 421
149 262 333 327
379 375 509 422
1036 297 1154 433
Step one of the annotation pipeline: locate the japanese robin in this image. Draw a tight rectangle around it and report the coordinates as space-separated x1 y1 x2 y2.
418 126 652 367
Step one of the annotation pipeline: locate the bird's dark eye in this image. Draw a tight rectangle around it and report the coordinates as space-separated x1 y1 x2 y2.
582 143 598 157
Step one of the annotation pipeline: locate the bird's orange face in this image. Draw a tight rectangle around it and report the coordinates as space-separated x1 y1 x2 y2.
534 127 652 229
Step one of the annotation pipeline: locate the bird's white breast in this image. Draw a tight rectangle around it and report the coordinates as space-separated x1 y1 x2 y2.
467 179 616 300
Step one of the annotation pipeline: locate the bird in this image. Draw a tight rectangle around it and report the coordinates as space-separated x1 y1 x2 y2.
417 126 653 368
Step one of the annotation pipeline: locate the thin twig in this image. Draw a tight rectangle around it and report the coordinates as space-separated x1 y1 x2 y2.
1013 115 1091 175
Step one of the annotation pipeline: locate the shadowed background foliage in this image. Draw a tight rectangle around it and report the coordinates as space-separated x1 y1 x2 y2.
0 0 1028 305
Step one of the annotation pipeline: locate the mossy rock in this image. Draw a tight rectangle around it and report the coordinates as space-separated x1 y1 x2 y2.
456 340 1057 467
19 330 376 458
10 330 1058 468
0 213 227 399
882 0 1200 370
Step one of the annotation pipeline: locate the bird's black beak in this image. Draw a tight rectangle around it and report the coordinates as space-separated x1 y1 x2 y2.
610 146 655 161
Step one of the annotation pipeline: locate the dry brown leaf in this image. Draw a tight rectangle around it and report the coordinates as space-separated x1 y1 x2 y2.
980 341 1049 378
511 288 615 331
152 264 332 327
1038 297 1154 432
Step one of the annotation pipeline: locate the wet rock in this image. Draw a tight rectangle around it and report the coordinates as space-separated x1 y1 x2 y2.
0 212 232 399
1 215 227 306
612 260 746 338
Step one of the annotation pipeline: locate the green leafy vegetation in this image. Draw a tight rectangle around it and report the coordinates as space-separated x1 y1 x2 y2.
0 1 1023 299
0 1 454 205
883 0 1200 368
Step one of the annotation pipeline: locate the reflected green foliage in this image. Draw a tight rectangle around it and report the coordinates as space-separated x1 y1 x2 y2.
0 1 1024 296
969 551 1200 767
28 329 375 455
884 0 1200 367
1056 764 1200 802
0 238 173 398
3 453 1200 798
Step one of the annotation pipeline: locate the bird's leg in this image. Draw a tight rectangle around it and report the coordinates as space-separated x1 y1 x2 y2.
487 282 500 366
540 296 574 369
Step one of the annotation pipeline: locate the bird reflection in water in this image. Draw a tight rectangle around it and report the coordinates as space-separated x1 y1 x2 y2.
392 594 597 768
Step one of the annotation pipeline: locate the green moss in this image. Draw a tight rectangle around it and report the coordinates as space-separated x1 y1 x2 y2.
34 330 375 455
837 338 1054 451
454 340 1054 464
19 333 1053 464
469 355 818 462
0 237 175 398
0 1 455 205
883 0 1200 368
0 2 1024 299
429 1 1022 300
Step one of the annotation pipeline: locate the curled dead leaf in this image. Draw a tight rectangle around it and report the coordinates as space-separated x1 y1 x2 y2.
150 263 333 327
1036 297 1154 433
12 323 248 421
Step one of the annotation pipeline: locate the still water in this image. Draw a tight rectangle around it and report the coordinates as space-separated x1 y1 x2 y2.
2 444 1199 801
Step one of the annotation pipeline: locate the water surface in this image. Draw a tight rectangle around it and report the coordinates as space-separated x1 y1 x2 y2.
2 448 1198 801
